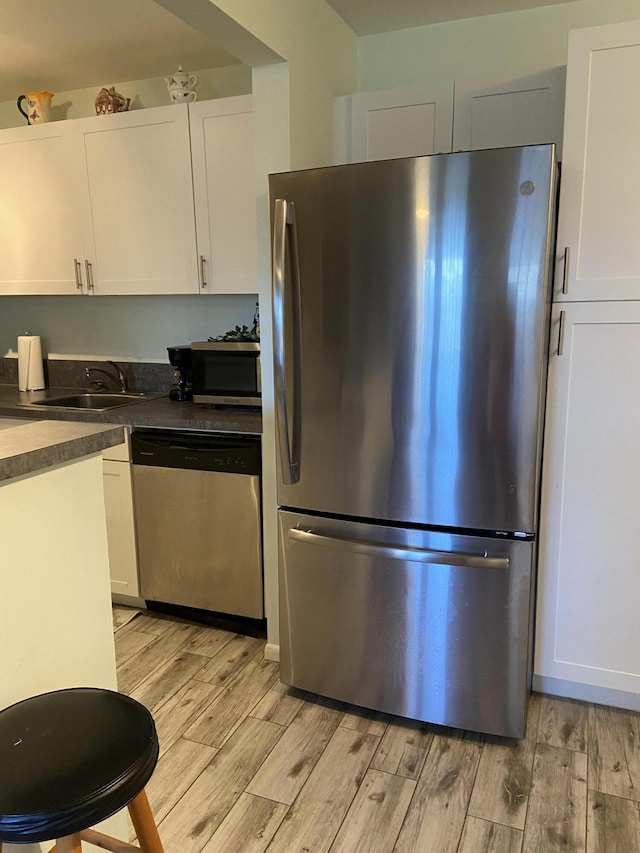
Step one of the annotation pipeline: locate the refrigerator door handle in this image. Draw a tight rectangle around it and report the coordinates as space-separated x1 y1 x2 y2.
288 528 510 570
273 198 302 485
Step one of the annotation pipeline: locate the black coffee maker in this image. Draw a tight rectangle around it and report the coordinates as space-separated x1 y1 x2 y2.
167 346 193 401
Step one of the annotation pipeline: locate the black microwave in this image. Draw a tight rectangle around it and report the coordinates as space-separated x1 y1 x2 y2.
191 342 261 406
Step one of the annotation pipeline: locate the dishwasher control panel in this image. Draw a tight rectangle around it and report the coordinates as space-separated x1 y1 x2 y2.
131 429 260 475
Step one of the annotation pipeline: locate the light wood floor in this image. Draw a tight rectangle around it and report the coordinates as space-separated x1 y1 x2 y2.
112 605 640 852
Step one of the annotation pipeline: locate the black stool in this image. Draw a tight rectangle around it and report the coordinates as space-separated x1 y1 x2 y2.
0 688 164 852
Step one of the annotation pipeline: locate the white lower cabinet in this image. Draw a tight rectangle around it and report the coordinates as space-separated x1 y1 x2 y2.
535 301 640 706
102 434 139 600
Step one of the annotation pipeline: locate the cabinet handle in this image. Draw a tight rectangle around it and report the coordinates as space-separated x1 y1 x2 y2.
562 246 570 294
557 310 566 356
200 255 208 289
85 260 95 292
73 258 83 292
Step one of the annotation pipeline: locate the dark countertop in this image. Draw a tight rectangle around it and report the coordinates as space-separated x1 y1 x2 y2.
0 420 126 482
0 385 262 435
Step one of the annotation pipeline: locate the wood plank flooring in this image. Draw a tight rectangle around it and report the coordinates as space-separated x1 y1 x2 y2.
112 605 640 852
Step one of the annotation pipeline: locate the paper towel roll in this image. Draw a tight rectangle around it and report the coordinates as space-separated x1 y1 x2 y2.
18 334 45 391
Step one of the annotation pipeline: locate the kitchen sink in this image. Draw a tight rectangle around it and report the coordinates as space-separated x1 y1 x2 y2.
31 393 152 411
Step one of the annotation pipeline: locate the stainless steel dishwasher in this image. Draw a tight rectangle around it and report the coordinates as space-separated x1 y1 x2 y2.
131 429 263 619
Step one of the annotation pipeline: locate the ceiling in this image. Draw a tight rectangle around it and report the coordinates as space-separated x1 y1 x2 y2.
0 0 239 104
324 0 577 34
1 0 576 104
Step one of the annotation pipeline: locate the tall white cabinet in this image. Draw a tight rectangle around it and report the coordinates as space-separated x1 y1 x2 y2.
554 24 640 302
535 20 640 710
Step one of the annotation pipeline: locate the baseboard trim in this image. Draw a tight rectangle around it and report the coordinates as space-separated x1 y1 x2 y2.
111 593 146 608
264 643 280 663
533 674 640 711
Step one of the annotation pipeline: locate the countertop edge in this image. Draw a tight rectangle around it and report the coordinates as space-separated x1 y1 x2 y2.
0 386 262 435
0 422 125 483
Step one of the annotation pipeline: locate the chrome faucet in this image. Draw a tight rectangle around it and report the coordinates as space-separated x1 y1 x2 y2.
85 361 128 392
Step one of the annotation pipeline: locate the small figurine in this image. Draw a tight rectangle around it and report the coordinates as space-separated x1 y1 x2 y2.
165 65 198 104
95 87 131 115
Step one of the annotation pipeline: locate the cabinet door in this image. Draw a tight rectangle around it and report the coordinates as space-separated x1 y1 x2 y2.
103 459 139 598
535 302 640 699
189 95 258 294
556 21 640 301
77 105 199 295
349 84 454 162
0 123 85 294
452 67 566 154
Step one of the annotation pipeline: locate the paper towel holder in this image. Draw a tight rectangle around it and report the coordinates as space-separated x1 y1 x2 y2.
17 332 46 392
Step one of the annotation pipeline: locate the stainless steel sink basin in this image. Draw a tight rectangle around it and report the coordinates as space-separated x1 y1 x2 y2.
32 393 151 411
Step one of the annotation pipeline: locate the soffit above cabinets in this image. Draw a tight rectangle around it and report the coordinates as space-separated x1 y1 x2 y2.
0 0 581 103
0 0 241 103
324 0 580 35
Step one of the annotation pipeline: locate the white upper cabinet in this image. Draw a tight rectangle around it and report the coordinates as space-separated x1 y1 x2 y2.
0 122 85 295
0 97 258 296
335 70 566 165
344 84 455 162
452 68 566 154
190 95 258 294
556 20 640 302
535 301 640 698
77 105 199 295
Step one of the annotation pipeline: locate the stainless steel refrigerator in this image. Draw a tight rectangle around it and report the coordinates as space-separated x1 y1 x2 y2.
269 145 557 738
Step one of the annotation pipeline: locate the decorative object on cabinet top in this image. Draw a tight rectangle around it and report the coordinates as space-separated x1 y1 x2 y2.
16 91 54 125
95 86 130 115
165 65 198 103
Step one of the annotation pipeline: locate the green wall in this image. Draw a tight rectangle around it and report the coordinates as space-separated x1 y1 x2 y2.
358 0 640 90
0 294 256 361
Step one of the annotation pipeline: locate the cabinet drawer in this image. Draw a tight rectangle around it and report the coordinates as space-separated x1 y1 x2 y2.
102 427 130 462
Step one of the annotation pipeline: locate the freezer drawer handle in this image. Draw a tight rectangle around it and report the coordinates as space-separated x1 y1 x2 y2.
288 528 510 570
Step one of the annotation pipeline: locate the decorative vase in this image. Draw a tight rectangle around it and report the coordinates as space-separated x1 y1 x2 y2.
17 91 54 125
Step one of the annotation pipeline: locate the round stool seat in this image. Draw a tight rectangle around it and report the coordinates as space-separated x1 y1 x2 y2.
0 687 159 844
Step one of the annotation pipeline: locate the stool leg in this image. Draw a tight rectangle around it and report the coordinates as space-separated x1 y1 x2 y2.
128 789 164 853
56 835 82 853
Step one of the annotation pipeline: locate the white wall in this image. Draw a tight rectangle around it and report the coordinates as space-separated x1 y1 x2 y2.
209 0 357 167
358 0 640 90
251 62 290 655
179 0 356 649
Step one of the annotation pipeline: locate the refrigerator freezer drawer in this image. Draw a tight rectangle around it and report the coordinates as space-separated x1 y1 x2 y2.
278 511 535 738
